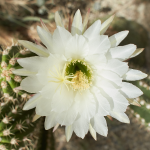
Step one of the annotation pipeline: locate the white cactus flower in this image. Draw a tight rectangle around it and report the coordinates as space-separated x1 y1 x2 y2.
13 9 147 141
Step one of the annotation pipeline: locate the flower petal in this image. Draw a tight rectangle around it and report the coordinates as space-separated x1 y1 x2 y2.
105 59 129 76
53 26 72 55
111 92 129 112
21 76 44 93
91 86 110 116
82 9 90 34
87 35 111 55
51 84 74 113
89 123 97 140
37 54 66 85
130 48 144 58
36 97 53 116
108 44 136 61
13 69 37 76
91 115 108 137
65 34 89 59
97 79 118 97
83 20 101 40
122 69 147 81
55 11 64 27
23 93 42 110
65 125 73 142
99 70 122 86
45 112 57 130
109 31 129 48
110 111 130 123
100 15 115 35
18 40 49 57
73 116 89 139
120 82 143 99
71 9 82 35
56 102 78 126
17 56 47 72
75 90 96 120
37 26 52 52
40 82 59 99
85 54 107 70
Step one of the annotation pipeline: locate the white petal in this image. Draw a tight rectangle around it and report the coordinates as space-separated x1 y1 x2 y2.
85 54 106 69
99 70 122 86
56 102 78 126
17 56 47 72
108 44 136 61
18 40 49 57
75 90 96 120
65 125 73 142
36 66 49 85
121 82 143 99
71 9 82 35
73 116 89 139
37 26 52 52
99 90 114 110
83 20 101 40
23 93 42 110
91 115 108 137
91 86 110 116
100 15 115 35
127 98 141 106
55 11 64 27
105 59 129 76
89 123 97 140
65 34 89 59
37 54 66 85
21 76 44 93
13 69 36 76
53 26 72 55
97 79 118 97
110 111 130 123
109 31 129 48
36 97 52 116
44 112 57 130
51 84 74 113
40 82 58 99
111 92 129 112
130 48 144 58
88 35 111 55
82 10 90 33
123 69 147 81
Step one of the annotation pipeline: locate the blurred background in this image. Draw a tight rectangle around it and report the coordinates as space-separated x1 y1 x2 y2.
0 0 150 150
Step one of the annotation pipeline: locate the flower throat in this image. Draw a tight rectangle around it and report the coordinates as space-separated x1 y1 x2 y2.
65 60 93 91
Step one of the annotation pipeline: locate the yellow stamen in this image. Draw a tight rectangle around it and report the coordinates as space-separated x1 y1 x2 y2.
71 70 90 91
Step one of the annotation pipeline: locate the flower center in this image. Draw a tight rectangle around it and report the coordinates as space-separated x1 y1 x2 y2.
65 60 93 91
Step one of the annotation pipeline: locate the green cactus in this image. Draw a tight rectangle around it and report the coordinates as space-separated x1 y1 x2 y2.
0 44 47 149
